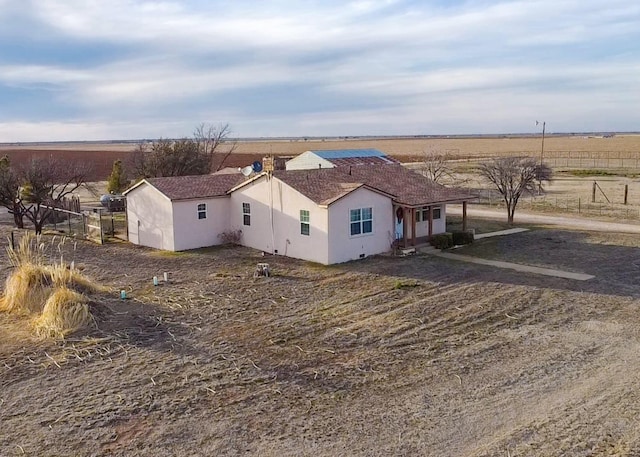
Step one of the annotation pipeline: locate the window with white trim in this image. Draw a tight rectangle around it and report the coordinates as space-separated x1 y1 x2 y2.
300 210 310 236
415 206 441 222
350 207 373 236
242 202 251 226
197 203 207 219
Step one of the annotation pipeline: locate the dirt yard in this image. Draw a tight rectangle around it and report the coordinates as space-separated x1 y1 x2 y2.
1 222 640 456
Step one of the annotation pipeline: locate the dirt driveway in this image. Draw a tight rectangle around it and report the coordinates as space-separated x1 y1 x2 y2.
1 225 640 456
449 205 640 234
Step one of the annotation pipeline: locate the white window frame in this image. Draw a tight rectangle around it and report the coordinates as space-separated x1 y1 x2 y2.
415 206 441 222
350 207 373 237
242 202 251 226
197 203 207 220
300 210 310 236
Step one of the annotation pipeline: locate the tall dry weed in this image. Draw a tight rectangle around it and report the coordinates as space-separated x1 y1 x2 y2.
0 264 53 314
33 288 94 338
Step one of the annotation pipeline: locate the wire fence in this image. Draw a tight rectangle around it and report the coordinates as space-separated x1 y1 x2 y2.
41 207 128 242
477 192 640 221
41 208 87 238
544 152 640 169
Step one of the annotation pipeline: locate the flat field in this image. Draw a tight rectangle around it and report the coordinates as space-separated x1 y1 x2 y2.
1 224 640 456
2 134 639 182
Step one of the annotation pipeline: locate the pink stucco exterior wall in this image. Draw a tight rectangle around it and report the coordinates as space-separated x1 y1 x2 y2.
231 176 395 264
126 183 175 250
172 198 230 251
327 188 394 264
126 182 232 251
230 176 331 264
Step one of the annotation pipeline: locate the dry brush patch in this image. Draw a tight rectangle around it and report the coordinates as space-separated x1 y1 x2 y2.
0 232 106 338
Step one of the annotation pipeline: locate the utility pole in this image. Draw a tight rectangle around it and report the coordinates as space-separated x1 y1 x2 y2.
536 120 546 194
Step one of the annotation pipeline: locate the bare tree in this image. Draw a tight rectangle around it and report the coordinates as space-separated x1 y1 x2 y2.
422 151 453 184
131 123 237 178
19 158 89 234
193 123 237 172
0 156 25 228
478 156 552 224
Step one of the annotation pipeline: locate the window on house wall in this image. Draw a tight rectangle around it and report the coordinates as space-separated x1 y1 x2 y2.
300 210 310 235
197 203 207 219
242 202 251 226
415 206 441 222
350 207 373 236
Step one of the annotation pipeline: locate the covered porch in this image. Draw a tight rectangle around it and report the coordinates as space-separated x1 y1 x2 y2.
394 199 471 248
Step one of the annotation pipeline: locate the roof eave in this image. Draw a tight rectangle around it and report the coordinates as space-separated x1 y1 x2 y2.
123 179 172 202
394 195 478 208
227 172 267 193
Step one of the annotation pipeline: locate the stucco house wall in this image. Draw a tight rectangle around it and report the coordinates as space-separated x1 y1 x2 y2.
327 187 394 264
230 176 330 264
172 197 231 251
126 183 175 251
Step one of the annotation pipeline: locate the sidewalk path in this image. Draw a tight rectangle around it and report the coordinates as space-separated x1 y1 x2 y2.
474 228 529 240
433 251 595 281
448 206 640 234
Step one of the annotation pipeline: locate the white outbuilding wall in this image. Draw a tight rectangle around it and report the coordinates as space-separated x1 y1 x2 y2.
284 151 334 170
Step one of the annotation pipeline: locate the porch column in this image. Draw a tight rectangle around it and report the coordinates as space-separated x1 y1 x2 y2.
428 206 433 238
411 208 417 246
402 206 409 248
462 201 468 231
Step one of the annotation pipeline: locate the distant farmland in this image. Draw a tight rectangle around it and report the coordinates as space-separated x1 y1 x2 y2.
1 134 639 181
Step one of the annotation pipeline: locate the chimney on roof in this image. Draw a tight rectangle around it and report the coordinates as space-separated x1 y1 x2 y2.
349 166 352 175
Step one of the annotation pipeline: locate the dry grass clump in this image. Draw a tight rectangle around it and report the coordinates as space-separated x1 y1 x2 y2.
0 263 53 314
33 288 94 338
0 233 105 338
49 264 107 294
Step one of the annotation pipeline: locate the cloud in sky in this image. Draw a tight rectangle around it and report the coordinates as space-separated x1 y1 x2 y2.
0 0 639 141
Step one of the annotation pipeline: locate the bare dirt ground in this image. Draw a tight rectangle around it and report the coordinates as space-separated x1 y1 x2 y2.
2 222 640 456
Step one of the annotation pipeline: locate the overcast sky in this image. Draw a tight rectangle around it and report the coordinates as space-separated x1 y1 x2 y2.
1 0 639 142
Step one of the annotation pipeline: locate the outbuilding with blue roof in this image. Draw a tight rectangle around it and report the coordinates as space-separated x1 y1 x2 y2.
285 148 398 170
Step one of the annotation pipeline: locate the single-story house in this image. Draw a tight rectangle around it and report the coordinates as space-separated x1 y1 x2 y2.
124 150 475 264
